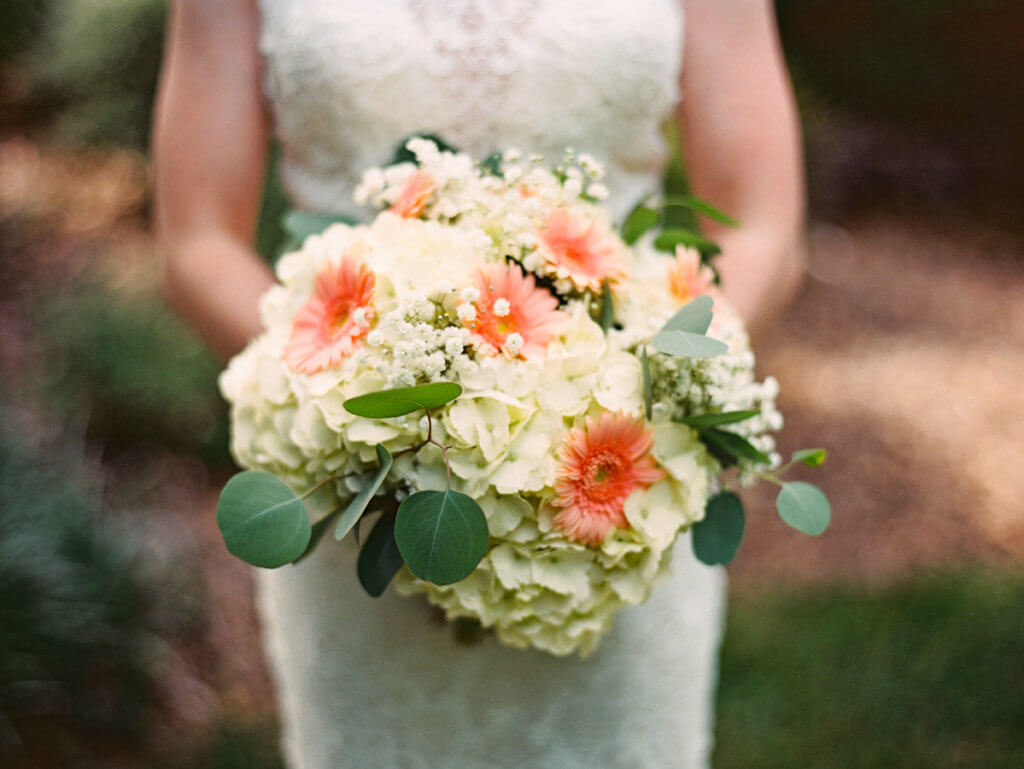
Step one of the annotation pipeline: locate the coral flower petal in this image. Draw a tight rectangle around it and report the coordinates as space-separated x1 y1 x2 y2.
284 255 376 374
465 262 566 359
390 170 436 219
552 413 664 545
535 206 629 292
667 245 715 303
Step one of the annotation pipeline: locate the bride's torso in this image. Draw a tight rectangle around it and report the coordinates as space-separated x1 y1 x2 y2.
258 0 683 219
252 6 728 768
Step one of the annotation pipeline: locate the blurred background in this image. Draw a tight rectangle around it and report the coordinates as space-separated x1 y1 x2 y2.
0 1 1021 767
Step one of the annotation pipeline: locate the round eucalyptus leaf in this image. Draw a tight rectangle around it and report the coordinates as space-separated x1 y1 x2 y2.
652 330 728 359
216 471 311 568
344 382 462 419
661 294 714 335
776 482 831 536
692 491 745 565
394 489 489 586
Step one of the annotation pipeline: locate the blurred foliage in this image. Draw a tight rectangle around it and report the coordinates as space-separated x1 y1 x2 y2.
159 722 285 769
776 0 1024 141
715 571 1024 768
39 282 232 468
257 146 291 263
0 0 50 66
30 0 167 148
0 419 200 763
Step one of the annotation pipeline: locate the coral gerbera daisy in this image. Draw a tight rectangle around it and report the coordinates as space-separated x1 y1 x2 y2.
463 262 566 359
667 245 715 303
534 206 629 292
284 255 376 374
552 412 665 545
390 170 436 218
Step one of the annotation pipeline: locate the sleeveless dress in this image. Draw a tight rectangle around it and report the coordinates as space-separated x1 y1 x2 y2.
255 2 727 767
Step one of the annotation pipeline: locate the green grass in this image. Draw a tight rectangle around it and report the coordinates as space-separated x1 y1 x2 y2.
714 571 1024 769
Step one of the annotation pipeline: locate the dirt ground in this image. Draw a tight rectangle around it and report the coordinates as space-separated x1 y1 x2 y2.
3 139 1023 724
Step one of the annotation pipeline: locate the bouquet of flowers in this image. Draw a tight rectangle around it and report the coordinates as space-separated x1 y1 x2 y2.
217 139 831 657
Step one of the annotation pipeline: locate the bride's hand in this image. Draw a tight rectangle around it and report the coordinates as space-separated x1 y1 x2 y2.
152 0 274 361
679 0 807 335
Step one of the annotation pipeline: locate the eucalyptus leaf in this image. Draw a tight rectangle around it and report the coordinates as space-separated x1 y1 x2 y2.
692 491 745 565
652 330 728 359
282 210 358 250
216 471 311 569
700 428 772 466
653 228 722 257
335 444 393 540
792 448 828 467
776 482 832 535
357 511 405 597
621 206 660 245
677 410 760 428
344 382 462 419
661 195 739 228
599 280 614 333
661 295 714 334
640 345 653 421
394 489 489 586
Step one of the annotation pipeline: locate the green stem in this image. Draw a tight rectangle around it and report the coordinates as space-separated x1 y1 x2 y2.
302 474 345 499
748 468 784 487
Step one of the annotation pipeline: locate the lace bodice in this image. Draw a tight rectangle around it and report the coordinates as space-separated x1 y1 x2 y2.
258 0 684 220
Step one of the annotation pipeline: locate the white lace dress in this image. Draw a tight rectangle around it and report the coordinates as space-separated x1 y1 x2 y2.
255 2 727 767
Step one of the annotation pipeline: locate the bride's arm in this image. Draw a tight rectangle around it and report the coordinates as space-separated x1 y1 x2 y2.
153 0 273 360
679 0 806 335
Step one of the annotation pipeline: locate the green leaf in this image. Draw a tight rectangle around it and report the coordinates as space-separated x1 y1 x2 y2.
653 228 722 257
344 382 462 419
357 511 405 597
661 195 739 228
335 444 393 540
692 491 745 565
394 489 489 586
216 471 311 569
282 210 358 249
678 410 761 428
661 294 714 334
776 482 832 536
621 206 660 245
792 448 828 467
700 428 772 466
480 152 504 176
390 134 458 165
599 279 614 333
640 345 653 421
651 330 729 358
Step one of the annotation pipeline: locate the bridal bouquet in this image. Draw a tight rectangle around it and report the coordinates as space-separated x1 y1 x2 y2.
217 139 831 656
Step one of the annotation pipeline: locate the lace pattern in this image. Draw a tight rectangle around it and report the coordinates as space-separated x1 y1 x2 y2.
258 0 684 219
